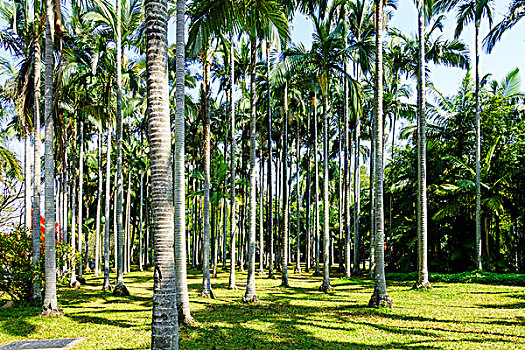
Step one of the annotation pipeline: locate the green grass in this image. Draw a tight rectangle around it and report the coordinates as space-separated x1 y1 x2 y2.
1 266 524 349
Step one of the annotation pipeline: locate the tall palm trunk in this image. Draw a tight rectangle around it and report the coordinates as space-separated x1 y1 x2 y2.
475 19 482 271
145 0 179 347
295 125 302 274
201 50 213 299
313 94 321 277
305 106 311 273
24 126 31 229
258 149 265 276
139 170 144 272
369 1 392 307
244 38 259 302
353 66 361 274
69 150 79 288
344 50 352 279
114 0 128 296
102 125 112 291
416 0 430 288
32 14 42 303
42 0 62 316
281 83 290 288
77 118 85 283
266 41 275 279
321 90 333 293
95 127 102 275
228 36 238 290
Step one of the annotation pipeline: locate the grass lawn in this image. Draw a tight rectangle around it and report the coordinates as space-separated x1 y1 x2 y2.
1 266 524 349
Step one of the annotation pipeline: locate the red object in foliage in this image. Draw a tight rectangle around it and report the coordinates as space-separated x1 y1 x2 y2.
30 209 61 237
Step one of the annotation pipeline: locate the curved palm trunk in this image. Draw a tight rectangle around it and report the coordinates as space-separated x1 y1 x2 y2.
145 0 179 347
95 127 102 276
42 0 62 316
244 38 259 302
320 91 332 293
313 95 321 277
281 83 290 288
32 18 42 303
114 0 128 296
201 51 213 299
228 36 238 290
416 0 430 289
102 125 112 291
475 19 482 271
369 1 392 308
266 41 275 279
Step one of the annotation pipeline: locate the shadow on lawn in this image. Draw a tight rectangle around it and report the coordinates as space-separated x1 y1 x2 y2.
0 307 39 337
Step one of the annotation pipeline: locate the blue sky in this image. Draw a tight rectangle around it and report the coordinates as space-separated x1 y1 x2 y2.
287 0 525 97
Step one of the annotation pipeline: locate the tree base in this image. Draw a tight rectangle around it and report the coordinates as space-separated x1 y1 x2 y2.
227 284 237 290
319 282 334 293
412 281 432 290
113 283 130 296
368 292 393 308
312 270 321 277
199 290 215 299
69 280 81 289
337 266 345 273
267 273 276 279
102 282 113 292
257 270 266 276
242 294 259 303
77 276 86 285
41 304 64 317
177 308 196 327
280 280 290 288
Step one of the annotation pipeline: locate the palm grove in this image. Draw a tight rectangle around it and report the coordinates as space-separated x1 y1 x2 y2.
0 0 524 347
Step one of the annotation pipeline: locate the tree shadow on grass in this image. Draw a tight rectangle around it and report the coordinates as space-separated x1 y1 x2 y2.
0 308 39 337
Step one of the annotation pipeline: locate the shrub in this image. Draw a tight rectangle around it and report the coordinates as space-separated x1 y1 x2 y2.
386 271 525 286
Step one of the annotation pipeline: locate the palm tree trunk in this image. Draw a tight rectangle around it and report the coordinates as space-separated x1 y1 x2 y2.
338 119 344 273
32 16 42 302
281 83 290 288
228 35 238 290
369 109 376 277
295 125 302 274
95 126 102 276
139 170 143 272
145 0 180 347
369 1 392 307
201 50 213 298
258 149 265 276
353 65 361 274
70 151 79 288
42 0 62 316
344 55 352 279
321 91 333 293
475 19 482 271
114 0 128 296
266 41 275 279
313 94 321 277
416 0 430 288
305 105 311 273
77 118 85 283
244 37 259 302
24 126 32 229
103 125 112 291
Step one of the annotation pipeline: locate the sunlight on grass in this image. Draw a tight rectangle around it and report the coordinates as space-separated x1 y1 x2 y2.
0 266 524 349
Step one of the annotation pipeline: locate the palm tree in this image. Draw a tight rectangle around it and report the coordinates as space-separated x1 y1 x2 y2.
42 0 63 317
173 0 194 325
437 0 494 271
368 0 392 308
145 0 179 347
102 121 113 291
483 0 525 54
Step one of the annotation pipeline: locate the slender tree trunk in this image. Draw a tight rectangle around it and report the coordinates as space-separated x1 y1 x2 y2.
146 0 179 346
42 0 62 316
369 2 392 307
313 94 321 277
321 91 333 292
228 35 238 290
95 127 102 276
201 51 213 298
32 16 42 302
103 125 112 291
244 37 259 302
338 119 344 273
70 150 79 288
475 19 482 271
77 120 85 283
281 83 290 288
295 125 302 274
24 126 32 229
113 0 128 296
306 105 311 273
370 109 376 277
344 50 352 279
353 66 361 274
266 41 275 279
258 149 265 276
415 0 430 289
139 170 143 271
